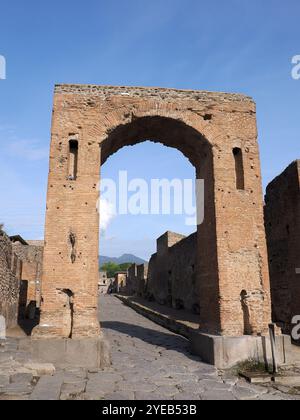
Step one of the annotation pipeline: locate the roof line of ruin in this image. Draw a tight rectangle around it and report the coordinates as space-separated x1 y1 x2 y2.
265 159 300 192
54 83 254 103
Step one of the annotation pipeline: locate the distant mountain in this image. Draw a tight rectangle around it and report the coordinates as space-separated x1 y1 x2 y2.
99 254 147 267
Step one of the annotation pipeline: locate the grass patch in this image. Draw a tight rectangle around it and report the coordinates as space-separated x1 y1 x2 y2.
229 359 269 376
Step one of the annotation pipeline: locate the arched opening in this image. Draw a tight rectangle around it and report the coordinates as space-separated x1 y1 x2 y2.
100 116 210 167
100 141 197 310
98 116 220 334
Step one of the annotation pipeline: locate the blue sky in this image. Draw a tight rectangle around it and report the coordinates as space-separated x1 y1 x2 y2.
0 0 299 260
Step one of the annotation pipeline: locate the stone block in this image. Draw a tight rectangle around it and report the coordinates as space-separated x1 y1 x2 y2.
190 331 300 369
24 362 56 376
28 335 111 369
30 375 63 400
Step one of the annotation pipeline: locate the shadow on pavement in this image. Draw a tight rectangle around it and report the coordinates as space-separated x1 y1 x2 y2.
101 320 202 362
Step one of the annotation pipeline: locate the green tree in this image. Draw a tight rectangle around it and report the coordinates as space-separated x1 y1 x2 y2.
119 263 132 271
100 262 131 278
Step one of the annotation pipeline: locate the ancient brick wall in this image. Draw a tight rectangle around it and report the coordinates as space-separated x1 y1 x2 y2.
0 229 21 329
136 264 148 297
144 232 199 314
12 240 44 315
265 160 300 334
126 265 138 295
34 84 271 339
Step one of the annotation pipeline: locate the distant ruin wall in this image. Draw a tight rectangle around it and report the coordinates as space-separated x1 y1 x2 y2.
265 160 300 334
12 241 44 313
144 231 198 314
137 264 148 297
127 264 138 295
0 230 21 329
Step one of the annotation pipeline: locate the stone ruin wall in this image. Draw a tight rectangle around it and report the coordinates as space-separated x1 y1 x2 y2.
125 264 149 297
0 230 22 329
264 160 300 334
12 240 44 318
136 264 148 297
114 273 127 293
146 232 198 314
124 231 198 315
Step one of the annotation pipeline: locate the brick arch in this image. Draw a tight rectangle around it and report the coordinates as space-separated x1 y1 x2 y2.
33 85 271 342
97 101 220 137
100 115 213 166
99 114 220 336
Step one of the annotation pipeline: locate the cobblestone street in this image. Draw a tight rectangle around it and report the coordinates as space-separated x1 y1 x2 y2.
0 295 299 400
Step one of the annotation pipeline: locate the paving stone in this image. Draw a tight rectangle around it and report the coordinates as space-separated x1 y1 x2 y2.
10 372 33 384
29 375 63 400
156 385 180 397
85 380 116 397
189 365 218 377
60 381 86 399
0 375 10 387
83 392 106 401
0 394 30 400
259 393 287 401
202 390 236 401
0 353 12 363
122 372 151 382
64 368 87 378
117 381 156 393
173 392 201 400
1 296 298 401
105 391 135 400
232 386 259 400
60 392 84 401
222 373 239 387
169 373 199 383
88 371 123 383
200 379 232 391
57 372 87 385
179 382 205 395
166 365 188 374
135 391 166 400
151 377 181 387
274 375 300 387
1 383 33 397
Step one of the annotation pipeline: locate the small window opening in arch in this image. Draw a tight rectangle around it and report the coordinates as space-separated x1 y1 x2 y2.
233 148 245 190
241 290 252 335
68 140 78 180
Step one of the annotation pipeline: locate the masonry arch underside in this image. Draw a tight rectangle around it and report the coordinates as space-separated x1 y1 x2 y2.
99 115 221 334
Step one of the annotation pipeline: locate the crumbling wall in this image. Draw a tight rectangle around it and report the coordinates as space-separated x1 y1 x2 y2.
99 271 112 294
0 229 21 329
169 233 199 313
265 160 300 334
12 240 44 317
136 264 148 297
144 231 199 314
126 264 138 295
114 273 127 293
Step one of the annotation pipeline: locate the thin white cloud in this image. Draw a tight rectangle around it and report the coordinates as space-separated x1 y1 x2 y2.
99 199 116 234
